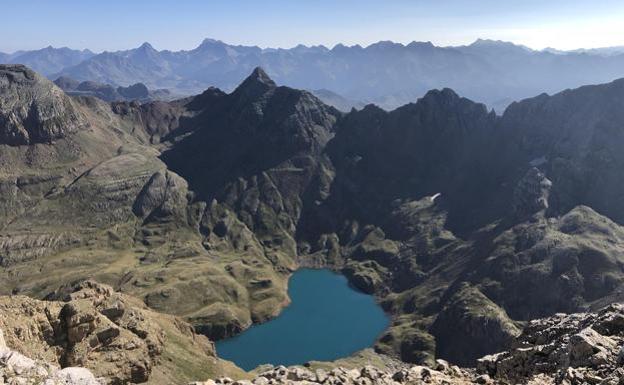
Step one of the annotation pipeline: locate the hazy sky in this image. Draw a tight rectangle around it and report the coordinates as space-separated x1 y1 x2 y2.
2 0 624 53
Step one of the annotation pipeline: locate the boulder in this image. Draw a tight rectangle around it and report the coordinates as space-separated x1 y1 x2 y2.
0 345 102 384
568 327 616 366
52 367 102 385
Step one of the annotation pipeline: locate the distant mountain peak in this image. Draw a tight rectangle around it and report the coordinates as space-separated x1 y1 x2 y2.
420 88 461 103
138 42 155 51
414 87 489 115
368 41 404 50
291 44 329 54
201 38 220 44
198 38 225 48
407 41 435 49
471 38 505 46
469 38 533 52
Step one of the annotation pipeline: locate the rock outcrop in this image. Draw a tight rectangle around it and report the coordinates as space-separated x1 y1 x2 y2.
477 303 624 384
0 64 85 145
0 280 235 385
1 313 102 384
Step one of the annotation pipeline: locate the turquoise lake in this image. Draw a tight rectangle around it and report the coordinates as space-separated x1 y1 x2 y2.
215 269 390 370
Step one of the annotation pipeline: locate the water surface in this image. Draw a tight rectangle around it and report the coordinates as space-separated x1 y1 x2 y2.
216 269 389 370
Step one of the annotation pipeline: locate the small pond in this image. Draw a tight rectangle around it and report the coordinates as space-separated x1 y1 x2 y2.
216 268 389 370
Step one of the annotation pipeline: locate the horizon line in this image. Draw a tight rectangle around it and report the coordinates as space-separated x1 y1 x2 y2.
3 37 624 55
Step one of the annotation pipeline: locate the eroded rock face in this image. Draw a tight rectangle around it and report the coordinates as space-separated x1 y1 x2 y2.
0 64 85 145
0 280 220 384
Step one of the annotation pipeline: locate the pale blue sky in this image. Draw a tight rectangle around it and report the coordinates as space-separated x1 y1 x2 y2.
3 0 624 52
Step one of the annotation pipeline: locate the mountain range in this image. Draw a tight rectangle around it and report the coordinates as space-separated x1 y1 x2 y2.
4 61 624 382
6 39 624 111
0 46 94 75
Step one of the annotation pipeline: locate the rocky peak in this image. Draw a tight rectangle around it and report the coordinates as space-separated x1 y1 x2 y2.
244 67 276 87
133 42 159 58
129 42 163 66
161 66 340 203
418 88 475 110
0 64 85 145
232 67 276 101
